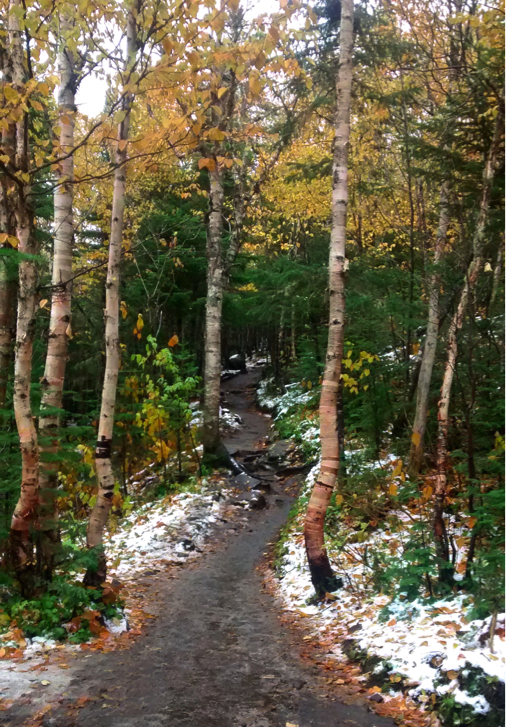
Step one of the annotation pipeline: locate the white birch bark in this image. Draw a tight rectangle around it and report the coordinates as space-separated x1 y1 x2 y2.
85 7 137 584
38 16 78 575
304 0 354 594
409 181 450 474
8 0 40 582
202 164 225 455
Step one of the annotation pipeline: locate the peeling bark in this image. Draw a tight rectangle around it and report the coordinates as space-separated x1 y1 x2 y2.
433 109 503 583
0 14 18 413
8 0 40 588
85 8 137 586
304 0 353 596
38 17 78 579
0 250 15 412
409 181 450 475
202 164 225 455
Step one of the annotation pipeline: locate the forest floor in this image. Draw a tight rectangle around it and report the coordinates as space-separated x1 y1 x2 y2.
1 369 395 728
258 381 505 728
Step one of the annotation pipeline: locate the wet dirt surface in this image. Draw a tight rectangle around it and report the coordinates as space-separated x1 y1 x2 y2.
3 370 394 727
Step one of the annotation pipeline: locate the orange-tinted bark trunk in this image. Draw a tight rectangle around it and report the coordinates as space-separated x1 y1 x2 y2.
304 0 354 596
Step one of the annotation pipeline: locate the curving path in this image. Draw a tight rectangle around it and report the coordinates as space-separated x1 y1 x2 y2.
3 370 393 727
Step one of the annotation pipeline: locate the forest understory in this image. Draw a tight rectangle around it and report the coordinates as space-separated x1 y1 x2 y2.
0 367 399 728
0 0 503 725
258 378 505 728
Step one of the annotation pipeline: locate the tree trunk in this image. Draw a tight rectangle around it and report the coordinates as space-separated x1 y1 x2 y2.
489 246 502 309
409 181 450 475
0 40 17 414
0 252 15 412
304 0 353 596
202 163 225 456
8 0 40 589
0 178 16 420
85 9 136 586
433 109 503 584
38 18 77 579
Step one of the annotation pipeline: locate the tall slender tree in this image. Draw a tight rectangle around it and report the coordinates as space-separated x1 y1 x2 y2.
0 33 17 413
202 162 227 455
38 14 80 578
304 0 354 595
85 3 138 585
433 106 503 583
409 180 450 474
8 0 40 588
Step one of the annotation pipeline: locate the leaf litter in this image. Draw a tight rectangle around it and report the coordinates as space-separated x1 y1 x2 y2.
0 469 236 707
270 463 504 725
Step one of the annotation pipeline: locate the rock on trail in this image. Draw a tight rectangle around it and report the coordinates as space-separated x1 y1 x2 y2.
3 370 393 728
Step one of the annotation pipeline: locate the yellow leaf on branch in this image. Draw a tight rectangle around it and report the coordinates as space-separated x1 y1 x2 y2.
4 86 19 103
249 77 261 95
162 38 173 55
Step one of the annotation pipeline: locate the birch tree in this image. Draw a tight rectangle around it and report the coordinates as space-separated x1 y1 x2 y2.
433 106 503 583
409 181 450 474
8 0 40 586
199 6 302 458
38 15 80 578
0 32 17 413
304 0 354 595
85 3 138 586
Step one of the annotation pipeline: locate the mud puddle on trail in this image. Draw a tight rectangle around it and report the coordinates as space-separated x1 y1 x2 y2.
3 370 394 728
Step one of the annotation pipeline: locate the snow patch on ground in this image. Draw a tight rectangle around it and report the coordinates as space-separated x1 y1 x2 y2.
189 402 242 431
275 472 505 720
257 378 316 415
258 381 504 720
0 476 231 687
106 480 231 580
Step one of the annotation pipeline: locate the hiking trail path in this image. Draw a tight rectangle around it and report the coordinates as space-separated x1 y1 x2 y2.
3 370 393 728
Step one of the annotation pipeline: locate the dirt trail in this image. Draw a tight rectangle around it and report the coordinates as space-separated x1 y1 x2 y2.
4 370 393 727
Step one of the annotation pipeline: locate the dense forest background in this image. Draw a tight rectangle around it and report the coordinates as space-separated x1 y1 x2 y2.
0 0 503 720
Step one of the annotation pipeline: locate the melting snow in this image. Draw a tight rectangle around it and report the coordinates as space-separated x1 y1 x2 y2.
106 482 231 580
260 383 505 720
275 473 505 720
